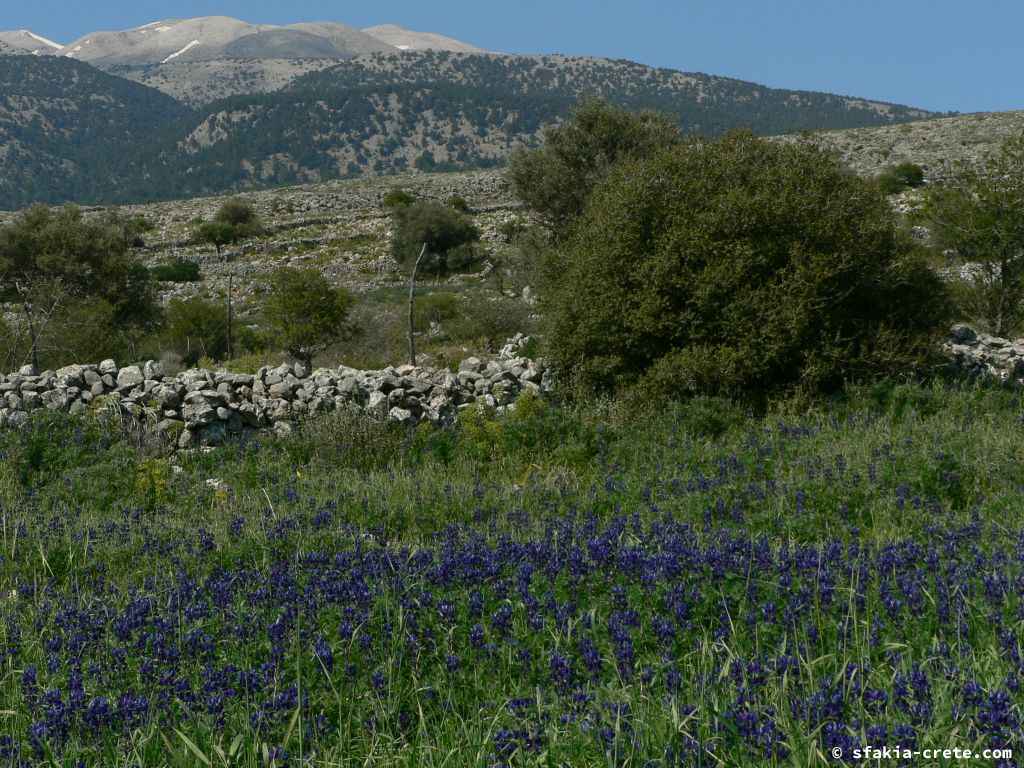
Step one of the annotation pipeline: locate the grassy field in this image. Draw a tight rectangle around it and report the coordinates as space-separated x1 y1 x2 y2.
0 379 1021 766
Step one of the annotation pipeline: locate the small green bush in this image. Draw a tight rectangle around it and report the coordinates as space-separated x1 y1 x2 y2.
413 292 460 332
447 195 470 213
382 188 415 208
149 259 201 282
876 162 925 194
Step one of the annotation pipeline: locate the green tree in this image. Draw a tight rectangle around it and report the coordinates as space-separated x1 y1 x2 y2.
215 198 261 233
0 203 159 369
507 97 680 237
163 298 228 366
920 134 1024 336
391 201 481 276
262 267 355 369
543 131 950 400
195 199 263 255
197 220 236 257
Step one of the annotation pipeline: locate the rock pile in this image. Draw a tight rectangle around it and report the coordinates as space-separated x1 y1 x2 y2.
0 338 550 448
944 324 1024 386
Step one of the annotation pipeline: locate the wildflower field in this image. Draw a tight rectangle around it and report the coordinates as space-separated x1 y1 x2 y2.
0 381 1022 766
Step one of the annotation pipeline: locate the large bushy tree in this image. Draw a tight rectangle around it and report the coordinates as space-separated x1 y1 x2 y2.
507 97 680 237
920 134 1024 337
390 201 480 276
0 203 159 369
542 131 950 400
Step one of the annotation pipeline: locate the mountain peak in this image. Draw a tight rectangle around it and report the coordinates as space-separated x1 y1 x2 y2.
361 24 486 53
0 29 63 54
0 16 483 65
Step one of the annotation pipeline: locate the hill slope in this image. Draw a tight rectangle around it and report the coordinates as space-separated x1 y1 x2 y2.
0 54 190 208
116 50 940 201
0 49 945 208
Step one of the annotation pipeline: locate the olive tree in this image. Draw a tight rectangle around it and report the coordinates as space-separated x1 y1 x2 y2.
920 134 1024 336
0 203 159 369
262 267 355 370
543 131 950 400
507 97 680 237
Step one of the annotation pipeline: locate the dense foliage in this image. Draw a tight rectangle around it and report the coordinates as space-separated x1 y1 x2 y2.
0 381 1021 765
261 267 356 369
390 200 481 276
541 131 950 399
162 298 229 366
149 259 202 283
876 162 925 194
920 134 1024 336
0 204 159 369
508 97 679 235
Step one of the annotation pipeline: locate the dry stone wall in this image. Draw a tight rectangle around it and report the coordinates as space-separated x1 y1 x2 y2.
0 334 549 448
943 324 1024 386
2 327 1014 445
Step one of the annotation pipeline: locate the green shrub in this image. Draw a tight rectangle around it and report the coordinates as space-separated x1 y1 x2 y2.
149 259 201 282
543 131 950 401
876 162 925 194
262 267 356 369
390 201 481 276
450 292 533 352
507 97 679 238
163 298 228 366
382 188 415 208
413 291 460 332
919 134 1024 336
447 195 470 213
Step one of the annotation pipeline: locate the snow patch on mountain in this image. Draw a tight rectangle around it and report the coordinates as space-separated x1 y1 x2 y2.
24 31 61 49
161 40 200 64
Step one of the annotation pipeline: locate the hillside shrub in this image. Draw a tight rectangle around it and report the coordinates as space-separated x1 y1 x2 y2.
412 291 461 332
382 188 415 208
507 97 680 237
876 162 925 194
149 259 201 282
391 201 480 276
164 298 228 366
542 131 950 400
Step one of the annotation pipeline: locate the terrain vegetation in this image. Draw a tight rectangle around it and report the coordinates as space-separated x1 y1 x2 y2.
0 28 1021 765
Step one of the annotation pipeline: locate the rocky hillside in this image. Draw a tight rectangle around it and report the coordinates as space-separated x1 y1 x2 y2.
796 109 1024 180
106 59 344 107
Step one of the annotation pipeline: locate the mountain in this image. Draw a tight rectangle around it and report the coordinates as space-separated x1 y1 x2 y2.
109 50 939 203
0 29 63 55
53 17 401 65
0 54 189 209
0 43 946 209
23 16 485 107
362 24 485 53
44 16 483 68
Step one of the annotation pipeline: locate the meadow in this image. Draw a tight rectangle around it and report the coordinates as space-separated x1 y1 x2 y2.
0 379 1021 766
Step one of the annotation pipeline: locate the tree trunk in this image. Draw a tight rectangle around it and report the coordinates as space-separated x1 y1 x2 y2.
16 283 38 372
408 243 427 367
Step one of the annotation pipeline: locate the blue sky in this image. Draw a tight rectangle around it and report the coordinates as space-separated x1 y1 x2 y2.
5 1 1021 113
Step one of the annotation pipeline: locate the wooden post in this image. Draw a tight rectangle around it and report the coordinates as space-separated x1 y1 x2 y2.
408 243 427 367
226 270 234 361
